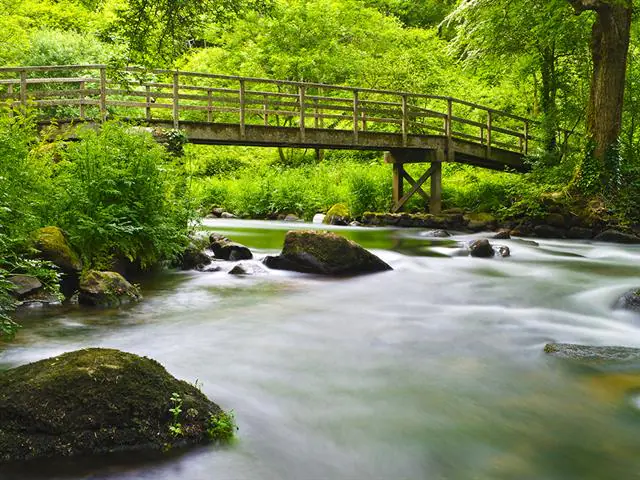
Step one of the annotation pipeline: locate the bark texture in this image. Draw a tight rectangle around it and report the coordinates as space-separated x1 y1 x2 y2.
569 0 632 162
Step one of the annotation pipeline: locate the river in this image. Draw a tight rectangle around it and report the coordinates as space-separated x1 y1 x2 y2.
4 219 640 480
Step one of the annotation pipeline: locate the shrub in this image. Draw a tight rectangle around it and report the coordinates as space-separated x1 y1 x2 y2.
49 123 194 269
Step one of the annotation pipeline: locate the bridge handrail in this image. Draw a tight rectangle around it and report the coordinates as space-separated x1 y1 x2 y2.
0 64 576 155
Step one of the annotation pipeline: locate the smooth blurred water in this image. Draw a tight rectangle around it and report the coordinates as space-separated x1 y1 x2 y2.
4 219 640 480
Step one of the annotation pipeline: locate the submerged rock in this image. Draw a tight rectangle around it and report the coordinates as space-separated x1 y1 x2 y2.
469 239 495 258
228 262 268 276
263 230 392 275
0 348 232 464
421 229 450 238
544 343 640 364
496 245 511 258
594 229 640 244
491 229 511 240
78 271 141 307
614 289 640 312
34 226 82 272
209 234 253 261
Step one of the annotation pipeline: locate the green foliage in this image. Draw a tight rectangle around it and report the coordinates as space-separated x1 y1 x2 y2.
168 392 184 437
192 155 391 220
206 410 237 442
50 122 194 269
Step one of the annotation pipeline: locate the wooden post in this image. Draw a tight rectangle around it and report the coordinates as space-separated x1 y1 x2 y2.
362 111 367 131
524 120 529 155
263 94 268 126
480 126 484 145
79 80 85 119
430 162 442 214
239 79 246 139
446 98 453 161
486 110 492 159
172 71 179 129
99 67 107 122
207 89 213 123
19 70 27 112
7 84 13 117
299 85 306 141
314 98 319 129
401 95 408 147
145 85 152 121
392 160 404 210
353 89 359 143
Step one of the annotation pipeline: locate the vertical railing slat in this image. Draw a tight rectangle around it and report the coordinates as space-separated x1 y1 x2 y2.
172 71 179 129
401 95 408 147
299 85 305 142
353 89 359 144
239 79 246 139
99 67 107 122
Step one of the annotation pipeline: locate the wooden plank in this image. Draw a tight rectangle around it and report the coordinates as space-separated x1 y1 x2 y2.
430 162 442 214
239 79 246 139
99 67 106 121
486 110 492 159
25 77 99 84
299 85 306 141
393 166 434 212
27 88 100 98
20 70 27 110
172 71 179 129
353 90 359 144
401 95 408 147
401 169 430 203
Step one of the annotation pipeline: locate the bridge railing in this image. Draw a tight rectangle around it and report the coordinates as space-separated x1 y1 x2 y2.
0 64 572 156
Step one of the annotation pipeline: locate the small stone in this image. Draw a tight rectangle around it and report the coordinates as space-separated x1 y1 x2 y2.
469 239 495 258
209 234 253 261
496 245 511 257
228 262 267 276
349 221 362 227
491 229 511 240
211 207 225 217
312 213 326 224
177 244 212 270
284 214 302 222
220 212 236 219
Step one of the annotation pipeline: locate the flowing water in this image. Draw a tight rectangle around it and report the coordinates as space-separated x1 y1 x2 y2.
4 219 640 480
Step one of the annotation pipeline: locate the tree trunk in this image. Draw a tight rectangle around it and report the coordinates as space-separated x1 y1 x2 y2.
539 44 558 152
570 0 632 162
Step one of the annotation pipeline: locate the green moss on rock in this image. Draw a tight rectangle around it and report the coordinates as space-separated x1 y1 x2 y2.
323 203 350 225
0 348 232 464
263 230 391 275
34 226 82 272
79 270 141 307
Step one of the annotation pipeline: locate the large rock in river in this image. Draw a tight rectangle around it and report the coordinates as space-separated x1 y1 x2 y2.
614 289 640 312
0 348 232 463
34 226 82 272
79 270 142 307
263 230 392 275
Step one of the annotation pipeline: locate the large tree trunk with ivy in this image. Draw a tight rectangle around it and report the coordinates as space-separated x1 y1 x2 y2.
539 44 558 152
569 0 632 184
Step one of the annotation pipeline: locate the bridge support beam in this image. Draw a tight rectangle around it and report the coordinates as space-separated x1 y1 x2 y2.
386 149 442 214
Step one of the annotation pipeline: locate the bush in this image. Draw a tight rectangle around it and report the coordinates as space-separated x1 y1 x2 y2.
49 123 194 269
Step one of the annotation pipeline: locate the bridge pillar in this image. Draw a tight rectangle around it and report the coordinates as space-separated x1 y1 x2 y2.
385 149 442 214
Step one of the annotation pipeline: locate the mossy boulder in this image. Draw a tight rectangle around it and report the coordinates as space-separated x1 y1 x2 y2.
209 234 253 261
175 243 212 271
78 271 142 307
0 348 231 464
323 203 350 226
262 230 392 275
34 226 82 272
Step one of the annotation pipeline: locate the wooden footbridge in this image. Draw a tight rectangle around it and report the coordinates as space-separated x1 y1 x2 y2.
0 65 566 213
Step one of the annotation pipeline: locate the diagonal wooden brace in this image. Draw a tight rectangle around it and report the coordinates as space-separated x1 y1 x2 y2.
391 164 435 213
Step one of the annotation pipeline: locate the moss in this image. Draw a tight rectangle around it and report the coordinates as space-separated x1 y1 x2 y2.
323 203 350 224
34 226 82 272
79 270 142 307
0 348 231 464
